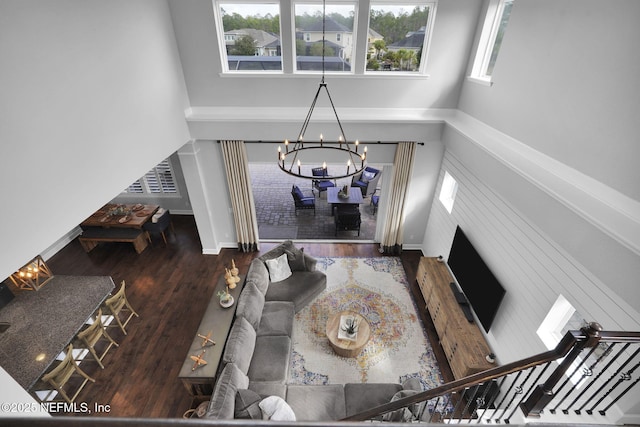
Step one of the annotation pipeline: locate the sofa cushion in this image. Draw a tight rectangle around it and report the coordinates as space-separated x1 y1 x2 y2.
249 381 287 399
205 363 249 419
265 270 327 312
259 395 297 421
247 335 291 383
246 258 269 295
382 389 420 422
344 383 403 417
265 253 292 282
258 301 295 337
235 389 263 419
286 385 346 421
222 317 256 375
236 282 265 330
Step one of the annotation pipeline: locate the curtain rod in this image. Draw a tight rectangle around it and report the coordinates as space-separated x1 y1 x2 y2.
217 141 425 146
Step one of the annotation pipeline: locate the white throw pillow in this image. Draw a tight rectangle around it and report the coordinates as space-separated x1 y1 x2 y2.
259 395 296 421
265 253 292 282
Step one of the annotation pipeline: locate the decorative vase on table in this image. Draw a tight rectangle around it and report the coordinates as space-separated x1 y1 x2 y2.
217 288 234 308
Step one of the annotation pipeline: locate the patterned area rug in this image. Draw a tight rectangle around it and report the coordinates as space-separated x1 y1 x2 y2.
289 257 444 390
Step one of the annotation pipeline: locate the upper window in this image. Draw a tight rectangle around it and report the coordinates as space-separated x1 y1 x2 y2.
469 0 514 83
216 1 282 72
366 2 435 73
438 171 458 214
124 158 178 195
294 2 355 73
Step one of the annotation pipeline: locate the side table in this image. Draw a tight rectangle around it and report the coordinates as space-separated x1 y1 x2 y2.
178 274 244 396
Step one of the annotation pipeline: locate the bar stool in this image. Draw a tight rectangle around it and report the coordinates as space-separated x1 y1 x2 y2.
37 344 95 404
103 280 139 335
75 308 119 369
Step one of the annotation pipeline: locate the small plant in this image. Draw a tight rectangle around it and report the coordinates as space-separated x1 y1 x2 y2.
217 287 231 302
341 317 358 335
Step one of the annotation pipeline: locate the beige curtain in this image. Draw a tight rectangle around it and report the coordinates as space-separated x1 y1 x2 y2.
380 142 417 254
220 140 259 252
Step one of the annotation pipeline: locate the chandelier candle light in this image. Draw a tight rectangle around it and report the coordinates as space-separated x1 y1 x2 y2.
277 0 368 180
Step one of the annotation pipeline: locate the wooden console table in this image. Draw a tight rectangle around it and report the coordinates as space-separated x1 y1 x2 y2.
417 257 494 379
178 274 245 396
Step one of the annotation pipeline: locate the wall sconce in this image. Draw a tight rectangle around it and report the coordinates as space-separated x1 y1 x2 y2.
10 255 53 291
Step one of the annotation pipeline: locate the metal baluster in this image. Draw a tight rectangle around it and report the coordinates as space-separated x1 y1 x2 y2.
598 373 640 415
586 356 640 415
562 342 630 414
428 396 441 423
478 376 507 424
506 363 552 423
574 346 639 414
451 389 468 423
442 393 454 423
495 371 524 423
469 380 495 423
549 344 604 414
462 384 481 423
499 367 535 424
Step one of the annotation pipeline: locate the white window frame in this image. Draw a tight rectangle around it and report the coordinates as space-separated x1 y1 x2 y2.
213 0 284 73
438 170 458 214
468 0 512 85
123 158 179 196
366 0 437 75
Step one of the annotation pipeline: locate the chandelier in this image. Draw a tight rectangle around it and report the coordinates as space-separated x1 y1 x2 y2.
277 0 367 180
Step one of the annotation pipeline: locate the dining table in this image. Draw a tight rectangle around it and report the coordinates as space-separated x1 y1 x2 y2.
326 187 364 215
0 275 115 390
81 203 159 229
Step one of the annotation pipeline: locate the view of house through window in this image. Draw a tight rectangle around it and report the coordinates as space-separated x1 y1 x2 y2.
366 3 433 72
218 2 283 71
294 2 355 72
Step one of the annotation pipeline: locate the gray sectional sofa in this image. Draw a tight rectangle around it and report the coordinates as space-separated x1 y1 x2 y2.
205 241 424 421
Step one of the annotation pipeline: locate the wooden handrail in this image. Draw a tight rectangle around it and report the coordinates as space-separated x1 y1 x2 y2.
344 323 640 422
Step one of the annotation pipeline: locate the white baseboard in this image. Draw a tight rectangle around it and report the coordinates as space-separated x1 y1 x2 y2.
41 227 83 261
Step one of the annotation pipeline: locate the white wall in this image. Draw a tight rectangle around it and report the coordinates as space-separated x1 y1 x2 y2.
168 0 481 110
458 0 640 201
0 0 191 280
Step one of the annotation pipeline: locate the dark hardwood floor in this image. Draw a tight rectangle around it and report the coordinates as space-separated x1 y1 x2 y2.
44 215 451 419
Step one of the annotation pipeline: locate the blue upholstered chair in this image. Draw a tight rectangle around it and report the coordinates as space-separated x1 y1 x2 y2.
371 188 380 215
291 185 316 215
142 209 173 245
351 166 382 197
334 205 361 236
312 167 336 197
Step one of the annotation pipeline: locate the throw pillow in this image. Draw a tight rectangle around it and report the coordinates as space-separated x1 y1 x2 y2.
362 170 376 183
264 253 292 282
259 396 296 421
235 389 263 419
283 240 306 271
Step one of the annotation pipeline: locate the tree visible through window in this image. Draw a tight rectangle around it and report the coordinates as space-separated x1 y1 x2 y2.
470 0 514 82
366 3 433 72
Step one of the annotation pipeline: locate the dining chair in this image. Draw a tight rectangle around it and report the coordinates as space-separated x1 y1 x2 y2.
103 280 139 335
38 344 95 404
75 308 119 369
142 209 173 245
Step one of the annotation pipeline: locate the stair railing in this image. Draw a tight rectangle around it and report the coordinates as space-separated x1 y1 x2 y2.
343 322 640 423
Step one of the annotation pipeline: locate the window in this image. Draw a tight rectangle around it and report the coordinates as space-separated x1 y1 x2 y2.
124 158 178 195
366 2 435 73
294 2 355 73
438 171 458 214
469 0 514 83
215 1 282 72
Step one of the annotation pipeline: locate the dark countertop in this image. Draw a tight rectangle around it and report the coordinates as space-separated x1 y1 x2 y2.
0 275 115 389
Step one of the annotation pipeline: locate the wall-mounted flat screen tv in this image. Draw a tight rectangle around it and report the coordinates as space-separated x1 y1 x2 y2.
448 226 505 333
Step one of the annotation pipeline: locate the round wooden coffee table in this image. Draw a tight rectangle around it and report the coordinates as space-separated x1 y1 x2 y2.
326 311 371 358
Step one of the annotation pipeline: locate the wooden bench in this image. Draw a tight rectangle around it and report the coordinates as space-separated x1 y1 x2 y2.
79 227 148 254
